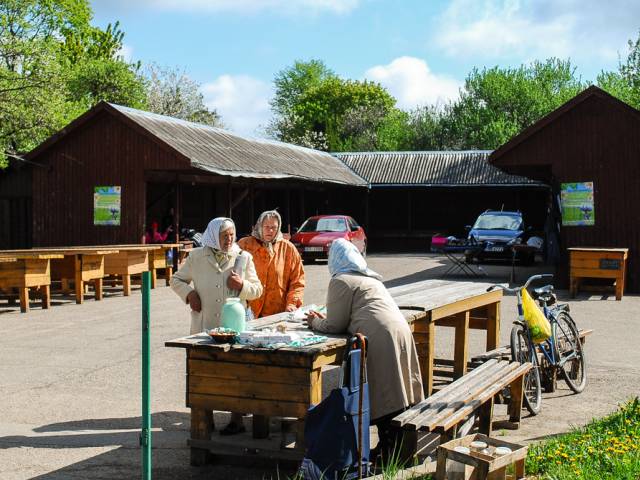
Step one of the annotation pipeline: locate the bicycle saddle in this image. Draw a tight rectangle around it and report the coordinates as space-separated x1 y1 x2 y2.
533 285 554 296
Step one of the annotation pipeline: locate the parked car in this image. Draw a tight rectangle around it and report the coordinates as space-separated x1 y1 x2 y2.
290 215 367 262
466 210 536 264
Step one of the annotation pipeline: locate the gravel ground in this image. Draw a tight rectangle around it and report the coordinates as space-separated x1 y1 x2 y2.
0 253 638 479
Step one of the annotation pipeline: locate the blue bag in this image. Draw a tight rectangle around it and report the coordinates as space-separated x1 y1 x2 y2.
299 334 370 480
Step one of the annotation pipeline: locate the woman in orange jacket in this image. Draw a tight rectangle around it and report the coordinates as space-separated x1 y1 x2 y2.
238 210 305 317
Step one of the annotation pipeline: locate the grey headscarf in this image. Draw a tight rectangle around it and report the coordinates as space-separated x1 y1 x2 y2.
251 210 284 253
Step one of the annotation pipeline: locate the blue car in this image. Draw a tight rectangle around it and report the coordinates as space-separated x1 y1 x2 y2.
466 210 535 264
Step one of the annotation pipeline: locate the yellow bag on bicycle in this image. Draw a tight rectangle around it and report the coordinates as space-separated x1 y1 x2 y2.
521 288 551 343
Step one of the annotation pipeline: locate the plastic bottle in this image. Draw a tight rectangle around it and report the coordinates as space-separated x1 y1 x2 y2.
221 297 246 332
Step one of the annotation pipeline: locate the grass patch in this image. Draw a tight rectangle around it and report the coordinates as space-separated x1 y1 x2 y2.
527 397 640 479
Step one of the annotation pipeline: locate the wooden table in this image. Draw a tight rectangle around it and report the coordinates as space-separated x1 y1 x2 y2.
569 247 629 300
103 245 161 296
387 279 502 395
0 252 64 312
148 243 180 288
166 279 502 465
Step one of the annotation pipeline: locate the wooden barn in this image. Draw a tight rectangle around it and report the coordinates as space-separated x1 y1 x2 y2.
335 151 549 251
489 86 640 292
6 102 367 248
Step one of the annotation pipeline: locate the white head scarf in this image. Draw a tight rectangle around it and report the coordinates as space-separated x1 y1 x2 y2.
201 217 240 253
328 238 381 280
252 210 283 253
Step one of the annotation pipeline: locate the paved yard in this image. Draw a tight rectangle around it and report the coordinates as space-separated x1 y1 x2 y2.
0 253 638 479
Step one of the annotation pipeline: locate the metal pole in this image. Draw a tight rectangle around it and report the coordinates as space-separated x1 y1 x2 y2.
141 271 151 480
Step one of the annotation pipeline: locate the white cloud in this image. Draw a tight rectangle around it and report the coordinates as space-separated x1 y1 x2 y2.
117 44 134 62
364 57 461 109
435 0 640 64
93 0 359 15
201 75 273 137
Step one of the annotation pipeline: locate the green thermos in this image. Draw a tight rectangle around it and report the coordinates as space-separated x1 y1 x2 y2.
221 297 246 332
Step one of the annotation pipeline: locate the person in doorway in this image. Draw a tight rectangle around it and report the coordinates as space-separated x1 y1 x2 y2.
306 238 424 458
237 210 305 318
144 220 172 244
170 217 262 435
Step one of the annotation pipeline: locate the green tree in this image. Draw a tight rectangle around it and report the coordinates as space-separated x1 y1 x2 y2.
597 30 640 108
0 0 147 167
145 63 223 127
441 58 584 149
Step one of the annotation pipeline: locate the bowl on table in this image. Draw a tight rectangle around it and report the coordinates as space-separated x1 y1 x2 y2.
207 328 238 344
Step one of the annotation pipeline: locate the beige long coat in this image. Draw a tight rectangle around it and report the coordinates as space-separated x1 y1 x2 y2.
170 246 263 334
312 273 424 421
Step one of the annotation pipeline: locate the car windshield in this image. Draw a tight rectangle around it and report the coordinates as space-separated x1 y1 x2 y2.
473 214 522 230
298 218 347 233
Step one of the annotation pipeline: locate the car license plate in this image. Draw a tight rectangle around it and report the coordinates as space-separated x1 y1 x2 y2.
486 245 504 252
304 247 324 252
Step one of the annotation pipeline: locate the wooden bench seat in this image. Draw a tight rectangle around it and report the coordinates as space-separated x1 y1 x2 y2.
390 359 531 461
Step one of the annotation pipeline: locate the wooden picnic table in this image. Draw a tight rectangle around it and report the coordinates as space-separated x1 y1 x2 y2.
165 278 502 465
0 252 65 312
102 245 162 296
148 243 180 288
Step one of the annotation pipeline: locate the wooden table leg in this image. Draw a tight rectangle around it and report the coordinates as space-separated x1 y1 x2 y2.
122 274 131 296
423 321 435 396
478 396 494 436
94 278 103 301
252 415 270 439
508 375 524 425
453 311 470 379
41 285 51 309
75 276 84 304
165 266 173 286
435 445 448 480
190 407 213 466
486 301 500 351
19 287 29 313
150 268 157 289
61 278 71 294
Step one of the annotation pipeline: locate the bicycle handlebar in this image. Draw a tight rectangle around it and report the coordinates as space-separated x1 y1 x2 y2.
486 273 554 293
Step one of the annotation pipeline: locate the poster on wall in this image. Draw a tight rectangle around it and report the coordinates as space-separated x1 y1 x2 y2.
560 182 595 226
94 186 121 226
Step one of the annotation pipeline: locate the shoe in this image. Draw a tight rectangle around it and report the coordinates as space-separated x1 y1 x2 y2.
219 422 246 436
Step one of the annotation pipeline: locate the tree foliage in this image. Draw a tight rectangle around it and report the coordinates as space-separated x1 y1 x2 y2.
145 63 223 127
0 0 146 167
598 30 640 108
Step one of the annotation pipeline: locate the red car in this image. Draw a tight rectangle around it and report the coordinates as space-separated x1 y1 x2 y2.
290 215 367 262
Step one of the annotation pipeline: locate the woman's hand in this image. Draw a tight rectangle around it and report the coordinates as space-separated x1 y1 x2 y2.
186 290 202 312
285 304 297 312
227 271 243 291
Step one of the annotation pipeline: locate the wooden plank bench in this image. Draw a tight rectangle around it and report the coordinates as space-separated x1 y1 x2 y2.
389 359 532 462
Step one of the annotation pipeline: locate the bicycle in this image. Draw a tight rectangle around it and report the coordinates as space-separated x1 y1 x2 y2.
487 274 587 415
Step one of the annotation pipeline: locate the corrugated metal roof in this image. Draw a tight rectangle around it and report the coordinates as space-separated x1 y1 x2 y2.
110 104 367 186
334 151 540 186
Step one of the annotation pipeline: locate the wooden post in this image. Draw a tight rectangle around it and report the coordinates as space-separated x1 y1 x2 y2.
75 256 84 305
165 265 173 286
190 407 213 466
421 320 435 396
454 311 470 378
94 278 103 301
150 267 157 289
41 285 50 309
61 278 71 294
123 274 131 296
479 396 494 436
19 287 29 313
508 375 524 425
486 301 500 351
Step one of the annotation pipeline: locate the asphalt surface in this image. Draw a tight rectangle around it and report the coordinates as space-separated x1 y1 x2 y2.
0 253 638 479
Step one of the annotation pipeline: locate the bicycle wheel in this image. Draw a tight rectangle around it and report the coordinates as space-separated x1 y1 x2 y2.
510 324 542 415
554 312 587 393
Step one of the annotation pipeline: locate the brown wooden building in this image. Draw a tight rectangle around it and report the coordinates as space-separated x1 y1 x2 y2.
489 86 640 292
11 102 367 248
336 151 549 251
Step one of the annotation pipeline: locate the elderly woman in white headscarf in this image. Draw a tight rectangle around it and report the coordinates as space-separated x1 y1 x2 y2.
306 238 423 456
238 210 305 318
170 217 263 334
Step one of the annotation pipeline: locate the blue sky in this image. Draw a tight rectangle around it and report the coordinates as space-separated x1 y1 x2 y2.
91 0 640 136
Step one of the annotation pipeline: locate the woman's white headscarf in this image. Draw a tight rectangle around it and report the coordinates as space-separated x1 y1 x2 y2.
252 210 283 253
201 217 240 253
328 238 381 280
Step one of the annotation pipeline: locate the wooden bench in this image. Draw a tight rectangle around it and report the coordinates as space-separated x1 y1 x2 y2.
390 359 531 462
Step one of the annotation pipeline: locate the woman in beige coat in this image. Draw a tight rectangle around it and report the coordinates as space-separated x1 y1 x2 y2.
171 217 263 334
307 238 423 455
